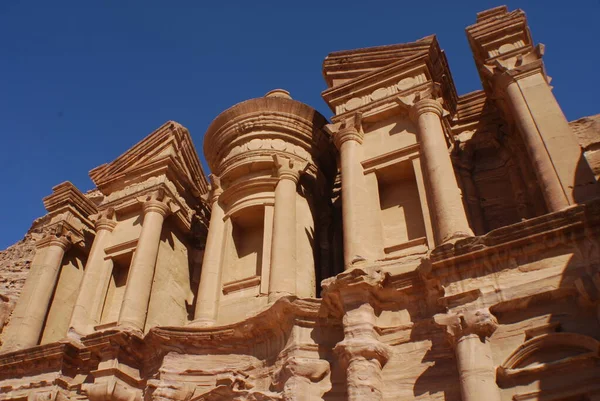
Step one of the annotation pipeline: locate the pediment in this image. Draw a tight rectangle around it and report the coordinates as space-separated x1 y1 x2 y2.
322 35 458 118
89 121 208 197
322 35 435 89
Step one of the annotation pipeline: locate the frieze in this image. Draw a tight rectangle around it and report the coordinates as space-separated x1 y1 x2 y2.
222 138 311 165
335 72 427 115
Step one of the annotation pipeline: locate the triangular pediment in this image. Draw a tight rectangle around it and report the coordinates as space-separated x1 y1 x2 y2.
322 35 459 118
322 35 435 89
89 121 209 196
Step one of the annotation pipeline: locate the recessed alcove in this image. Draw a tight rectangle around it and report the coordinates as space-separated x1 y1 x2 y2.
222 206 265 294
99 251 131 326
376 161 427 254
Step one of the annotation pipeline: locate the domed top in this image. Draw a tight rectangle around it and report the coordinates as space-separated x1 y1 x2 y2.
264 89 292 99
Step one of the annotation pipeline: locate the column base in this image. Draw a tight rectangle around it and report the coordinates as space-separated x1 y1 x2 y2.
187 318 217 328
268 291 294 304
116 320 145 336
441 231 474 245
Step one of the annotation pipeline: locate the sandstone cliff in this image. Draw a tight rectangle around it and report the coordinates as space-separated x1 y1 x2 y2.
571 114 600 179
0 221 45 338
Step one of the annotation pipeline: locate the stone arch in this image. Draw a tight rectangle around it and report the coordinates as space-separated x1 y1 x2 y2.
497 333 600 386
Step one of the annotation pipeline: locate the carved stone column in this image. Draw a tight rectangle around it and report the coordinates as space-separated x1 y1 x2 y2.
118 190 171 332
323 267 392 401
69 208 117 335
437 308 501 401
410 99 473 245
499 72 570 212
269 156 307 302
273 356 330 401
330 118 367 268
1 234 71 352
192 175 225 327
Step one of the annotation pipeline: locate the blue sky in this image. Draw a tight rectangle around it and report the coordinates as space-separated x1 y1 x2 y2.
1 1 599 249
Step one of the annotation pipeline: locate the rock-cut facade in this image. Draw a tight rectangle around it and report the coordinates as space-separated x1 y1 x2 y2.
2 6 600 401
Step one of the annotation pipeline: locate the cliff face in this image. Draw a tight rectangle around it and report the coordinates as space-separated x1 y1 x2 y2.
571 114 600 179
0 220 46 339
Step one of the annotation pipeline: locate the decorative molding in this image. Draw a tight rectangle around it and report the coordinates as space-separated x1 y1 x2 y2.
334 72 427 115
222 276 261 295
434 308 498 342
222 138 312 166
361 143 420 174
104 239 138 260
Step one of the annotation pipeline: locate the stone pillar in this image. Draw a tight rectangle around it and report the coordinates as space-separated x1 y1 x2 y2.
437 308 501 401
323 267 392 401
501 75 570 211
332 126 367 268
335 301 390 401
410 99 473 244
1 235 71 352
118 191 171 332
268 155 306 302
69 209 117 335
192 175 225 327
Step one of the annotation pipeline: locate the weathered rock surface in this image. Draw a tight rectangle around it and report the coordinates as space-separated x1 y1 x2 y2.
571 114 600 179
0 224 42 337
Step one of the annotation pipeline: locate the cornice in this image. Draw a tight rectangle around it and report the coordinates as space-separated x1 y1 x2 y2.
322 53 430 104
322 35 436 88
43 182 98 220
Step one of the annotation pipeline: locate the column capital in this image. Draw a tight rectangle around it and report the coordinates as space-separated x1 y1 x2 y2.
273 155 307 184
207 174 223 204
409 98 444 122
139 189 174 217
333 337 392 368
272 356 330 389
332 127 364 149
91 207 117 232
326 112 364 149
322 266 386 314
36 234 72 251
435 308 499 343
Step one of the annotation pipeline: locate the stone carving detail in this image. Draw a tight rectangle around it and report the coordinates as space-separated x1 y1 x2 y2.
223 139 311 164
436 308 499 341
193 372 282 401
335 73 427 114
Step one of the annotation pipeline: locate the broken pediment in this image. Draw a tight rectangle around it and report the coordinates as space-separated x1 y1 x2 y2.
322 35 436 88
322 35 458 120
89 121 208 198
